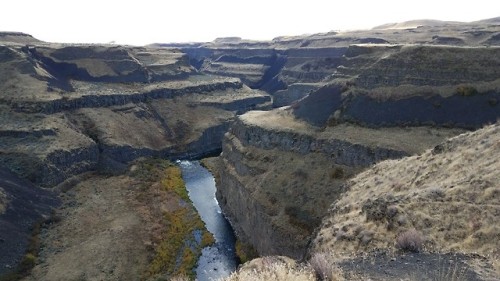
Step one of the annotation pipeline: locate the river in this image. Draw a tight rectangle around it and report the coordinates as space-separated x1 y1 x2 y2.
178 160 238 281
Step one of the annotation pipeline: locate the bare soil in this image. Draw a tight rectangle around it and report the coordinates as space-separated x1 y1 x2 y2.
339 251 497 281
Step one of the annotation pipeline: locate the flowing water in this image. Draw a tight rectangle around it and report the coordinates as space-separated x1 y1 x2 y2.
178 160 238 281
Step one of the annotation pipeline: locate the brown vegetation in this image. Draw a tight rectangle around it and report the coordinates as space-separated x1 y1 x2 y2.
223 256 315 281
395 228 423 253
312 123 500 273
24 159 213 281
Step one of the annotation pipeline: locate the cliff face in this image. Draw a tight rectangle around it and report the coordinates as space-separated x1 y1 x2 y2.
0 43 271 187
159 19 499 107
0 41 272 277
211 25 500 260
290 45 500 129
0 168 60 275
214 110 466 259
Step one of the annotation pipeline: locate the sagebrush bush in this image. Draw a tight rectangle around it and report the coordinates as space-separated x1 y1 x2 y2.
396 228 423 252
309 252 344 281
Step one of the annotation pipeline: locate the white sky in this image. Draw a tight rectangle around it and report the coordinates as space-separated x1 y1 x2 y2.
1 0 498 45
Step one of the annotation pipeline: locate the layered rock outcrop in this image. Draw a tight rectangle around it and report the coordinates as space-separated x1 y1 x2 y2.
0 43 271 187
158 18 500 107
0 40 271 277
214 110 466 259
211 28 500 260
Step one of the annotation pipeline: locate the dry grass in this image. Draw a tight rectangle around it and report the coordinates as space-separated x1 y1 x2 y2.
132 159 213 280
224 253 345 281
219 110 464 258
309 252 345 281
22 158 213 281
405 258 471 281
312 123 500 268
395 228 423 252
223 256 315 281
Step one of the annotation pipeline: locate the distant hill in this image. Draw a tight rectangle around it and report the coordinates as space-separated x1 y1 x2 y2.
372 19 460 30
0 32 41 44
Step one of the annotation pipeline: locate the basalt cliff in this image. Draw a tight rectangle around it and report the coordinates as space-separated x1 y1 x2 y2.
196 18 500 279
1 17 500 280
0 33 271 277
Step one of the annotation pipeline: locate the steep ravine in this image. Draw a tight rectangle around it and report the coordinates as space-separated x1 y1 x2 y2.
0 43 271 188
0 41 272 275
179 160 238 281
213 110 467 259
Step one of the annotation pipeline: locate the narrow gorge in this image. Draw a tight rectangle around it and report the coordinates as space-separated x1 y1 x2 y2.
1 17 499 281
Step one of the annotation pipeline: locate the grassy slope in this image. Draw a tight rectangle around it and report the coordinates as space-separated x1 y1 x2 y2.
225 123 499 281
312 123 499 271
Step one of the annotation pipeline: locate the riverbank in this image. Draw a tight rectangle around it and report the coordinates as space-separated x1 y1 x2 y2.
20 159 212 281
179 160 238 281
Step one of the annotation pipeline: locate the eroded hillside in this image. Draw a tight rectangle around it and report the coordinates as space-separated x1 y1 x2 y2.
222 123 500 281
1 18 500 281
210 44 499 260
310 123 500 280
0 42 270 188
158 18 500 107
212 108 468 259
0 34 270 278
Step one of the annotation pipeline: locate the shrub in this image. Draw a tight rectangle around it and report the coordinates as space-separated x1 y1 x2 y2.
285 206 316 233
309 252 344 281
456 85 478 96
396 228 423 252
162 166 189 201
235 240 258 264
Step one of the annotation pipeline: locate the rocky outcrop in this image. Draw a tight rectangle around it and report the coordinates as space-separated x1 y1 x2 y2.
0 42 271 187
339 90 500 129
99 121 231 166
164 19 499 107
11 78 245 113
289 45 500 129
212 40 500 262
291 83 500 130
27 45 196 84
349 45 500 89
0 114 99 187
214 110 466 259
272 83 321 107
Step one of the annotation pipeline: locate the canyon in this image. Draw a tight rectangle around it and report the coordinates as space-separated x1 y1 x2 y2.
0 17 499 280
